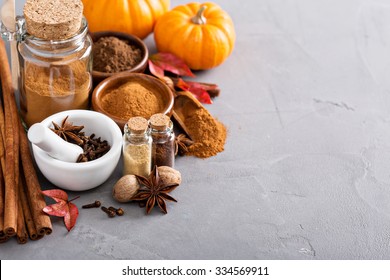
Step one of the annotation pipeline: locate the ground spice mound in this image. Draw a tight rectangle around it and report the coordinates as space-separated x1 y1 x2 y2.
93 36 142 73
101 82 164 120
22 60 91 126
184 107 227 158
25 61 90 97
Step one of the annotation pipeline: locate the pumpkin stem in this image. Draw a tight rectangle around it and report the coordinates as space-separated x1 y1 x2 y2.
191 6 207 25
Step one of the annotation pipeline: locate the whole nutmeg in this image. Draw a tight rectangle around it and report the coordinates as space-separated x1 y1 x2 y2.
158 166 181 186
112 175 140 203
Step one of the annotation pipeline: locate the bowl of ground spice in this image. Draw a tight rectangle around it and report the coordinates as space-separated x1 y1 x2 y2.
92 73 174 130
91 31 149 86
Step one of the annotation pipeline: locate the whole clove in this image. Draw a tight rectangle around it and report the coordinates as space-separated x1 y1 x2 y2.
108 206 125 216
116 208 124 216
51 117 111 163
101 206 116 217
82 200 101 209
77 134 110 162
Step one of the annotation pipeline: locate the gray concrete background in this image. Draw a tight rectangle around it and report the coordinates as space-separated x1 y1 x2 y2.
1 0 390 259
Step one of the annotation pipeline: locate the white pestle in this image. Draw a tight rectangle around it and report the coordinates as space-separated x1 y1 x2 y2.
28 123 83 163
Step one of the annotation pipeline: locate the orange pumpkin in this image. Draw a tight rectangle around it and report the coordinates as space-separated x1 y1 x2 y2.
154 2 235 70
82 0 170 39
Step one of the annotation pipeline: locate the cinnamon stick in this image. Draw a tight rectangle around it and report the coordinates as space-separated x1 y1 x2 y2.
0 235 10 243
19 121 52 235
19 173 41 241
0 95 6 171
0 162 5 239
16 199 28 244
171 77 221 98
0 95 6 239
0 38 18 237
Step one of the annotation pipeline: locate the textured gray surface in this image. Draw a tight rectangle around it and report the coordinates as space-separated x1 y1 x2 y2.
1 0 390 260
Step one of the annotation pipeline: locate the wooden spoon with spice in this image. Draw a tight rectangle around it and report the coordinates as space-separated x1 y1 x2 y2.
172 91 203 140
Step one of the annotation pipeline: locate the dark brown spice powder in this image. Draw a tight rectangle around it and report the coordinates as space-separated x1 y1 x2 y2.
93 36 142 73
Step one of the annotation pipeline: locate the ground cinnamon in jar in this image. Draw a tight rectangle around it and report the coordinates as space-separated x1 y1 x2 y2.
21 60 91 127
101 82 164 120
20 0 92 127
93 36 142 73
184 107 227 158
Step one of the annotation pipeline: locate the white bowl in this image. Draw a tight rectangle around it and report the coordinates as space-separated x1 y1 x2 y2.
31 110 122 191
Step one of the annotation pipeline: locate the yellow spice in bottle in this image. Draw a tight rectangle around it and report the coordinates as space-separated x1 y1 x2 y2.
123 144 151 177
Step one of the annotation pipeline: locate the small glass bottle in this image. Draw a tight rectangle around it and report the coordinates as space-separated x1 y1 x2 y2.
150 113 175 168
123 117 152 177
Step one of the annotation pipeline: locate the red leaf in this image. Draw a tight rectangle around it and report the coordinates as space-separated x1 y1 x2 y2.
42 189 68 203
176 78 213 104
148 60 165 78
42 189 80 232
43 202 68 217
149 53 195 77
64 203 79 232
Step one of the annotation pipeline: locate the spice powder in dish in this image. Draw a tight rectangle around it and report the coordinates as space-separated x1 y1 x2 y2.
101 82 164 120
93 36 142 73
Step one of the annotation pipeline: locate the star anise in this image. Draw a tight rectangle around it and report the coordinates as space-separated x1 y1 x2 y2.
132 166 179 214
51 116 85 145
175 133 194 156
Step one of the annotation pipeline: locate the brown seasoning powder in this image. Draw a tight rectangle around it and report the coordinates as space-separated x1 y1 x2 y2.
93 36 142 73
150 114 175 167
184 107 227 158
22 60 91 127
101 82 164 120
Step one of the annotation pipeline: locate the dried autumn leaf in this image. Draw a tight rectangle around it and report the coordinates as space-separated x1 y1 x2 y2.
176 78 213 104
64 203 79 232
148 60 165 78
42 189 68 203
149 52 195 78
42 202 68 217
42 189 80 232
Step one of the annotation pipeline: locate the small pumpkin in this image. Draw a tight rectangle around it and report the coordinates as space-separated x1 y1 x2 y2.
154 2 235 70
82 0 170 39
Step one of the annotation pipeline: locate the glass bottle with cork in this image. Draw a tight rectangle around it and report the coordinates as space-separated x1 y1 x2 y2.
1 0 92 127
123 117 152 177
149 113 175 168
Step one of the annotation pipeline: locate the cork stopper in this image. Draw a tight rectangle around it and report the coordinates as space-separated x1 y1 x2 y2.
149 113 170 130
23 0 83 40
127 117 148 134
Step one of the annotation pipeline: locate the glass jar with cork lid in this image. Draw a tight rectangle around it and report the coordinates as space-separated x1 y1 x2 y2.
149 113 175 168
16 0 92 127
123 117 152 177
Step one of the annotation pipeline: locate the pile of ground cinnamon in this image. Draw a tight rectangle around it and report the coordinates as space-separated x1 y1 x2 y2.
93 36 142 73
184 107 227 158
22 60 91 127
101 82 164 119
